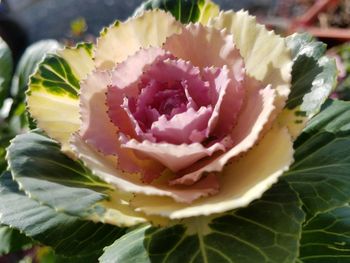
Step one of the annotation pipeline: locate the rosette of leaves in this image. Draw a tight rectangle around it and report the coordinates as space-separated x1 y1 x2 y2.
2 1 350 262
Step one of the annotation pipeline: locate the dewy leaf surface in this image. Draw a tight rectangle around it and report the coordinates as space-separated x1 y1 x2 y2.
285 100 350 219
6 131 111 217
0 172 125 262
298 205 350 263
100 181 304 263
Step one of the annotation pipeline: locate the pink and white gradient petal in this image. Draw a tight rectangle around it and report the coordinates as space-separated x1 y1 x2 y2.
120 134 227 173
170 82 276 185
107 47 172 138
71 134 219 204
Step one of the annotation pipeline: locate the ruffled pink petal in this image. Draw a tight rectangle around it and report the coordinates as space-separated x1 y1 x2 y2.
107 47 172 137
121 58 219 145
119 96 156 142
71 134 219 203
133 79 188 128
191 173 219 195
170 82 276 185
80 70 163 176
80 70 116 154
120 134 226 172
107 85 139 139
203 66 244 138
142 58 211 107
164 24 246 138
163 23 244 80
150 106 212 144
79 71 137 173
214 73 245 137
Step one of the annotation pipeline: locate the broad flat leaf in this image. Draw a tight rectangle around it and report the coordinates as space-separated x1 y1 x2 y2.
285 100 350 219
279 33 337 138
27 43 94 152
29 54 80 98
7 131 111 217
0 172 125 262
285 33 335 113
100 181 304 263
11 39 60 100
298 205 350 263
134 0 219 24
0 225 33 256
7 131 151 227
0 38 13 108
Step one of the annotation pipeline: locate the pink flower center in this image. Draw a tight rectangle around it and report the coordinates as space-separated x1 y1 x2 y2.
154 84 187 117
107 49 244 147
132 80 188 133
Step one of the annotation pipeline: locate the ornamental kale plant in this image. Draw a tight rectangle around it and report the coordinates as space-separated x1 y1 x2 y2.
1 0 349 262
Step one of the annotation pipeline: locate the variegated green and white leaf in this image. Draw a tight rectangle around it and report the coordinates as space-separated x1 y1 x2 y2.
134 0 219 24
279 33 337 138
11 39 60 100
27 43 94 152
57 42 94 80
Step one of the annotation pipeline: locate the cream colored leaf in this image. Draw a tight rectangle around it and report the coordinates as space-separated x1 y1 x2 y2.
57 43 94 81
71 134 219 204
198 0 220 24
278 107 308 140
88 189 169 227
27 44 94 152
27 91 80 153
94 10 182 70
131 124 294 219
209 10 292 102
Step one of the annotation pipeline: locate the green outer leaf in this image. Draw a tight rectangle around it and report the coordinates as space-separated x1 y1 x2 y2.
287 33 326 60
11 39 60 100
285 100 350 219
28 53 80 99
6 131 111 217
0 224 33 256
285 33 337 115
0 38 13 108
0 172 125 262
134 0 218 24
100 181 304 263
299 205 350 263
